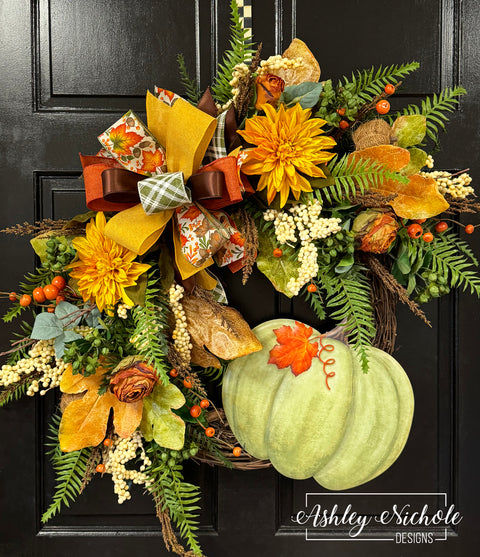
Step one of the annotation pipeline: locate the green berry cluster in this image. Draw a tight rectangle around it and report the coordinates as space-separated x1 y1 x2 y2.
416 272 450 303
159 443 199 468
45 238 76 272
316 79 363 126
63 328 109 376
318 230 355 265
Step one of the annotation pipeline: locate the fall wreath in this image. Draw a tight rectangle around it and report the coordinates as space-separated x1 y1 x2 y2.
1 2 479 556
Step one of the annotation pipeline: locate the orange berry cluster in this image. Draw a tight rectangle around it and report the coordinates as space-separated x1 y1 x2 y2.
338 83 394 130
10 276 67 309
407 220 475 241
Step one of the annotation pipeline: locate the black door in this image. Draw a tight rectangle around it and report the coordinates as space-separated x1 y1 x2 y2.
0 1 478 555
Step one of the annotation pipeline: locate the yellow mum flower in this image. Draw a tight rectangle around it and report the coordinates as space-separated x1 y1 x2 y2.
67 212 150 312
238 103 336 207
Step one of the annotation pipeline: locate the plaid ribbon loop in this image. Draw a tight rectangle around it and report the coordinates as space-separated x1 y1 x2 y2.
138 172 192 215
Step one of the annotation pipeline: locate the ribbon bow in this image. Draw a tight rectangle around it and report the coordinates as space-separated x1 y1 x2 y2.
80 87 252 287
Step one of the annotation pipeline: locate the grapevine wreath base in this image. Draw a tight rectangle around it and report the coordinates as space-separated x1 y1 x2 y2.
1 2 480 556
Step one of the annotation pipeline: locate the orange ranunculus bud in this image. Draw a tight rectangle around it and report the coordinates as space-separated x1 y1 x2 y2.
255 73 285 110
352 209 399 254
110 361 157 403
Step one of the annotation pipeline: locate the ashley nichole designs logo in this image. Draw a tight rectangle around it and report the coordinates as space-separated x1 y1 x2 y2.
291 493 462 543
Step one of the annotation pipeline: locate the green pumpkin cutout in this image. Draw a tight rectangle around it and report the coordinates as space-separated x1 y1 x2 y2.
222 319 414 490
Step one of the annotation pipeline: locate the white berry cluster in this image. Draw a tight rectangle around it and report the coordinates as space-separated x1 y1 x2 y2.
168 284 192 365
265 200 342 296
426 154 434 169
0 339 68 397
117 303 133 319
103 432 152 504
287 243 319 295
420 170 474 199
257 54 303 76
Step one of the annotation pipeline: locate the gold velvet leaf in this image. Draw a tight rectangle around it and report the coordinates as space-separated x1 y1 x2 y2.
182 294 263 368
350 144 449 219
59 364 143 452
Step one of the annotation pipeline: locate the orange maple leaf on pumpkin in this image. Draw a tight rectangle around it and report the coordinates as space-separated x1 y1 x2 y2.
58 363 143 452
108 123 143 156
141 149 166 173
268 321 318 376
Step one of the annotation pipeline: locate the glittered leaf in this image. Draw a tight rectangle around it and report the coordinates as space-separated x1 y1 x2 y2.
31 312 63 340
350 145 448 218
391 114 427 148
140 382 186 450
256 229 299 298
268 321 318 375
59 364 143 452
182 293 262 368
388 174 450 219
350 145 411 172
402 147 428 176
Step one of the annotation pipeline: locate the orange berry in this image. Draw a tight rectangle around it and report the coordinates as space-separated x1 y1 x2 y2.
19 294 32 307
43 284 59 300
384 83 395 95
336 107 346 116
183 377 193 389
47 306 55 313
407 223 423 239
422 232 434 243
307 283 317 293
56 295 66 304
33 287 46 303
273 248 283 258
339 119 349 130
190 405 202 418
205 427 215 438
200 399 210 409
435 221 448 233
465 224 475 234
8 292 17 301
414 218 427 224
52 276 66 290
232 447 242 457
169 368 178 378
376 100 390 114
96 464 106 473
103 438 114 447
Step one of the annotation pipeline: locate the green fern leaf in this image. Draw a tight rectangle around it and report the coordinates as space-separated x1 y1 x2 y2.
319 266 376 372
211 0 255 105
42 414 92 523
177 53 201 105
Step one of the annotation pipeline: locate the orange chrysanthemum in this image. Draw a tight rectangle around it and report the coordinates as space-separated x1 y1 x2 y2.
67 212 150 312
237 103 336 207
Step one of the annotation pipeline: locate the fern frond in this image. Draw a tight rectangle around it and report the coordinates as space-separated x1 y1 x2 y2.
201 364 226 385
319 267 376 372
439 232 479 266
302 281 326 321
42 414 92 523
131 273 170 385
392 86 466 145
177 53 201 105
211 0 255 105
428 235 480 295
342 62 420 103
317 154 408 204
147 449 203 555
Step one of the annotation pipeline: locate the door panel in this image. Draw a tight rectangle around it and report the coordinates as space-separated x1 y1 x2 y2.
0 1 478 555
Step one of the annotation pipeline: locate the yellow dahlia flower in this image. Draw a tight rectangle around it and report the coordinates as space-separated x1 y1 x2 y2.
67 212 150 312
238 103 336 207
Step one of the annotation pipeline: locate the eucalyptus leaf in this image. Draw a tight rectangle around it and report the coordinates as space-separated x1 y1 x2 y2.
54 334 66 359
280 82 324 109
55 301 82 326
335 254 354 274
85 307 101 328
31 312 63 340
140 382 186 450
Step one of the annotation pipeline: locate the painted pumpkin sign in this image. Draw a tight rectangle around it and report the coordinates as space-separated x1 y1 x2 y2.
222 319 414 490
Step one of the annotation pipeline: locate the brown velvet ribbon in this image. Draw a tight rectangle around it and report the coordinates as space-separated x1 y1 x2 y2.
100 87 239 207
